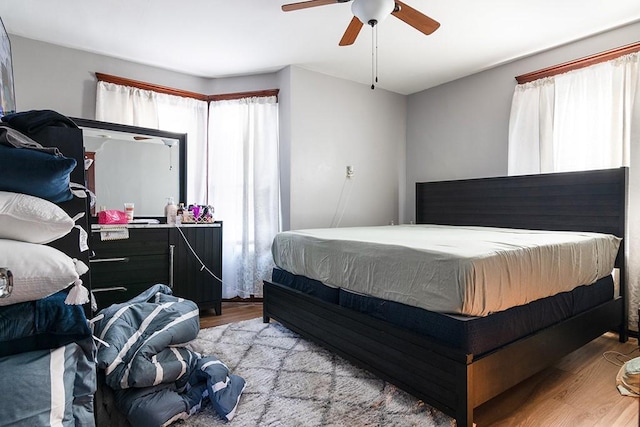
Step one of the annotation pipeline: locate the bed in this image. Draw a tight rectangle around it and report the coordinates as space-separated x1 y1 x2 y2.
0 113 96 426
263 167 628 427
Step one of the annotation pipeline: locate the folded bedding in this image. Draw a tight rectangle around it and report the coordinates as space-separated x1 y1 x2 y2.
92 284 245 426
0 336 96 427
272 224 621 316
0 288 91 357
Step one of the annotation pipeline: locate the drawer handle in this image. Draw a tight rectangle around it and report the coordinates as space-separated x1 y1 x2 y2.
169 244 175 288
90 257 130 263
92 286 128 293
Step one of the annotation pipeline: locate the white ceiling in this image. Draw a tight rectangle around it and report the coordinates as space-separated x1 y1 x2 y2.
0 0 639 95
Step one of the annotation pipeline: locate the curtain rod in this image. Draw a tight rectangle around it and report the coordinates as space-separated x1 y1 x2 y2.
515 41 640 84
95 72 279 102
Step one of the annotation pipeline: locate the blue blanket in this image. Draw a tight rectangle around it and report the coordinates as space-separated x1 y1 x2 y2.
0 288 91 357
92 285 245 426
0 336 96 427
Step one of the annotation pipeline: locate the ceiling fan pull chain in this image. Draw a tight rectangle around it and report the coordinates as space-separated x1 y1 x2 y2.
371 24 375 90
375 25 379 85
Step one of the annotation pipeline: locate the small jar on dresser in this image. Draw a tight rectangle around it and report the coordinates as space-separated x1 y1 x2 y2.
89 222 222 314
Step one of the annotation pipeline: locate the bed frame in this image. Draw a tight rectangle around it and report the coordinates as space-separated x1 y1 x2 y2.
263 167 628 427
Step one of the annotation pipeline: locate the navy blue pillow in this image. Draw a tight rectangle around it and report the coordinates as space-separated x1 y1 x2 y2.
0 144 76 203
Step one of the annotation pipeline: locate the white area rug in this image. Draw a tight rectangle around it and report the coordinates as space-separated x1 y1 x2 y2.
181 317 454 427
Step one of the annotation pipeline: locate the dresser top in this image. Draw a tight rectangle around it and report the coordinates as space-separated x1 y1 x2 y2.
91 222 221 231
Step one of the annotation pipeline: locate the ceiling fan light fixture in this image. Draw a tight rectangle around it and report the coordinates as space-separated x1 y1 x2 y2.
351 0 395 26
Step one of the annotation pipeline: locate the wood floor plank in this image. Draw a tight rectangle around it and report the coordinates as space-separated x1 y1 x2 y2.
200 303 640 426
474 333 639 426
598 398 639 426
199 302 263 329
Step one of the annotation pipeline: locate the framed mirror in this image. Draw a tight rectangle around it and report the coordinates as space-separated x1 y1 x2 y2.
72 118 186 219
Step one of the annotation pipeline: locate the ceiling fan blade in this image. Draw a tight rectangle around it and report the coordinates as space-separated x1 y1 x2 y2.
392 0 440 35
339 16 363 46
282 0 339 12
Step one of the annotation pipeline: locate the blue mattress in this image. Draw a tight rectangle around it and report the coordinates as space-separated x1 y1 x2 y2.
272 267 339 303
271 268 614 355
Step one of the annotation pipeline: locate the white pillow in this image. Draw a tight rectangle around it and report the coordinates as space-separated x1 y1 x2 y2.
0 191 74 244
0 239 89 306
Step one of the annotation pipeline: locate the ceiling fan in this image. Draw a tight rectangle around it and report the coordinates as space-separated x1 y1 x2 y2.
281 0 440 46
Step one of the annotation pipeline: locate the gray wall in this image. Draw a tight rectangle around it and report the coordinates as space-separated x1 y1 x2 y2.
207 73 280 95
14 22 637 230
11 35 211 119
287 66 406 230
11 35 281 118
405 20 640 223
276 67 292 231
9 36 405 232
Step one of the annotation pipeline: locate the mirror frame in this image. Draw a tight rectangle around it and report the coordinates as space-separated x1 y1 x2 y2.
72 117 187 219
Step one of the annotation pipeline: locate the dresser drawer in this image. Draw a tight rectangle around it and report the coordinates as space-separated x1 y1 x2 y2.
91 228 172 310
91 253 169 288
92 228 169 257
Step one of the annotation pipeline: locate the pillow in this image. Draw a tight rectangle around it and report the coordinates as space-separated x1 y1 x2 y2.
0 239 88 306
0 191 74 244
0 144 76 203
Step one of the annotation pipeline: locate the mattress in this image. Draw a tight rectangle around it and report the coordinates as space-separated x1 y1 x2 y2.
271 224 621 316
271 268 614 355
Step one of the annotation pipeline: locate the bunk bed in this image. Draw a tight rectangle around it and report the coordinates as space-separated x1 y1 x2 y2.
263 167 628 427
0 117 95 426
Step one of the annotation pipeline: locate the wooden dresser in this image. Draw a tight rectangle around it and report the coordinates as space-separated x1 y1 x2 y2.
90 222 222 314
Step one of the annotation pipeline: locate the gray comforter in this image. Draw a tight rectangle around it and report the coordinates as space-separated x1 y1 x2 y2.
0 336 96 427
92 285 245 426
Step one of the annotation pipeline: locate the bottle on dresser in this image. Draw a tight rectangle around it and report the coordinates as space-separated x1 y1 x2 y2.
165 197 178 226
176 203 185 226
183 205 193 223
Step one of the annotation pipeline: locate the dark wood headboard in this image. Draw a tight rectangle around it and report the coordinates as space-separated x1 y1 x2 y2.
416 167 628 268
416 168 627 236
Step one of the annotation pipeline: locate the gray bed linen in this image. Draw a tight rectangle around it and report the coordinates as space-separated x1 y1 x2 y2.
272 224 621 316
0 336 96 426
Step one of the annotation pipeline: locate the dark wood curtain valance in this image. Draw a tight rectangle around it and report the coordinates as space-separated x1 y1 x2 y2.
95 72 279 102
208 90 279 101
515 41 640 84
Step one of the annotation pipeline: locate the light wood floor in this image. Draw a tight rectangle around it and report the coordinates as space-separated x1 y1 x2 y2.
201 303 640 426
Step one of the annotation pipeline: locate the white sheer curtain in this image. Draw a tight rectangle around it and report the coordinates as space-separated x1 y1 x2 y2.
96 81 159 127
96 82 281 299
96 81 209 203
508 52 640 329
553 62 627 171
507 77 554 174
208 96 280 298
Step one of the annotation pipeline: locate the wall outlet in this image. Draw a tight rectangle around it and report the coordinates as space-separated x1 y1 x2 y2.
346 165 354 178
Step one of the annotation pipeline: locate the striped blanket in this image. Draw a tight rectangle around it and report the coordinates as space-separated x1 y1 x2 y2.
92 285 245 426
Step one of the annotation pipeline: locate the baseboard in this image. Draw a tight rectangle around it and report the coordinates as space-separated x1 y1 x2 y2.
222 296 264 303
